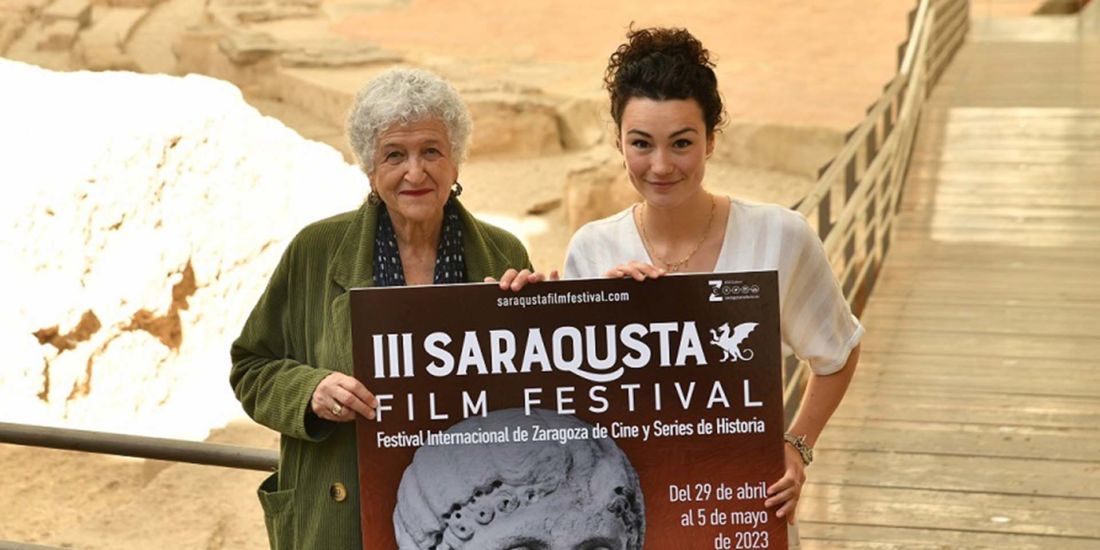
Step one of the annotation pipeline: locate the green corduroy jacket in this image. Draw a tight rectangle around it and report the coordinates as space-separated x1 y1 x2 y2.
230 200 532 550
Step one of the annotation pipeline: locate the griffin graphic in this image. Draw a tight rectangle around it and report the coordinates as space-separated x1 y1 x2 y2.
709 322 759 362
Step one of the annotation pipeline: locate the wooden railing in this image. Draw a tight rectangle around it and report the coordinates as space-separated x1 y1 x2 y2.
783 0 970 421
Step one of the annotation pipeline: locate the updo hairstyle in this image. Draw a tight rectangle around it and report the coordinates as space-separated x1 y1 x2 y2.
604 26 725 136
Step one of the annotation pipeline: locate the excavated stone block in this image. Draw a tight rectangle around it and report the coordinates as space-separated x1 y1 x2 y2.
80 6 147 48
556 95 609 151
106 0 163 8
280 41 401 68
0 15 28 53
208 0 321 23
466 94 562 158
76 42 138 70
563 154 640 232
36 19 79 50
40 0 91 27
171 23 222 75
217 30 281 64
714 122 845 179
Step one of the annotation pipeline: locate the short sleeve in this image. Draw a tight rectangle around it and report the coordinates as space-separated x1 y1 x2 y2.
779 213 864 375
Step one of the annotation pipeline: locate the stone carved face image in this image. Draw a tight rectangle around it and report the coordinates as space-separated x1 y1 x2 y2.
394 408 645 550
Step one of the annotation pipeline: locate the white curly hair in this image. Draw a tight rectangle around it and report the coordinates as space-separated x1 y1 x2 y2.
346 68 473 174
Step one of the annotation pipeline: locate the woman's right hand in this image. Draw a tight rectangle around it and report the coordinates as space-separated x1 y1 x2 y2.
605 261 666 281
311 372 378 422
485 268 560 291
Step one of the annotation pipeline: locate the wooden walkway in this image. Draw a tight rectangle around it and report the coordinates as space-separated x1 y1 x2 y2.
799 9 1100 549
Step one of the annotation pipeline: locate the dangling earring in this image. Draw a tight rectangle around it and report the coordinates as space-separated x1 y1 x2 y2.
367 189 381 206
450 181 463 199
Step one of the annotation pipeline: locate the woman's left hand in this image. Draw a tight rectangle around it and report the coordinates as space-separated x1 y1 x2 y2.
485 268 560 292
765 443 807 524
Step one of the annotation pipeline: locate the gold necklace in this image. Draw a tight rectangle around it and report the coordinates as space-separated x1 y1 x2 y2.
639 195 717 273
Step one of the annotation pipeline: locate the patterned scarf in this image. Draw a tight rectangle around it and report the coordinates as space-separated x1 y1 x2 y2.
373 199 466 287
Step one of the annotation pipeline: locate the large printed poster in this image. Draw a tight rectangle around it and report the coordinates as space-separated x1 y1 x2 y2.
351 271 788 549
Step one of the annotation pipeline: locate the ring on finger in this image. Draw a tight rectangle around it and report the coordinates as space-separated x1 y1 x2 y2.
331 402 343 416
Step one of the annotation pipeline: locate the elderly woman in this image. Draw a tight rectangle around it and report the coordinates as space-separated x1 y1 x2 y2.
230 68 535 550
394 409 644 550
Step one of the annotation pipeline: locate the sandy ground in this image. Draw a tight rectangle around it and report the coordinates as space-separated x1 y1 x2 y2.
0 0 1058 548
0 421 275 549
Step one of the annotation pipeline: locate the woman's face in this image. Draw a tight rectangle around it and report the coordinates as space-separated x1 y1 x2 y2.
369 118 458 226
619 98 714 209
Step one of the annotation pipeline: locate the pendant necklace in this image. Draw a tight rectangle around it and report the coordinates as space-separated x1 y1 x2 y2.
638 195 716 273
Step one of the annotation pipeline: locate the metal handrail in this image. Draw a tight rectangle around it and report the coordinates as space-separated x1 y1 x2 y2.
0 541 70 550
0 422 277 471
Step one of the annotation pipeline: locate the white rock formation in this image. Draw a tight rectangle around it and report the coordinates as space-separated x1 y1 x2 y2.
0 58 368 440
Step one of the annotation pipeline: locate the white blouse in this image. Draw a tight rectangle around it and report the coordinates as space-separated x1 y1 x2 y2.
564 198 863 375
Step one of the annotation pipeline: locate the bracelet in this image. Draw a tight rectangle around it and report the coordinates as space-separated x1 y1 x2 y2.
783 433 814 466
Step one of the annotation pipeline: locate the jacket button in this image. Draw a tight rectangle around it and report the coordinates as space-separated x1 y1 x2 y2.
330 482 348 503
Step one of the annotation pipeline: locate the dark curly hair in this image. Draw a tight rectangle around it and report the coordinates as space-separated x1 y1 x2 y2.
604 26 725 136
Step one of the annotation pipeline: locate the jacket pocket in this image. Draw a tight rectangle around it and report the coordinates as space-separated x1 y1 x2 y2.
258 471 296 550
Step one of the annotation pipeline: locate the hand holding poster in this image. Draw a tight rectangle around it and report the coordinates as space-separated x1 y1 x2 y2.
351 271 789 549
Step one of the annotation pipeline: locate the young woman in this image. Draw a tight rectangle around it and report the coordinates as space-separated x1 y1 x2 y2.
564 27 864 544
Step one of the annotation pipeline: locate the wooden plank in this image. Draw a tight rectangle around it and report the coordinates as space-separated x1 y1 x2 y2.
892 232 1100 248
834 388 1100 428
915 138 1100 151
843 375 1100 405
897 194 1100 209
902 188 1100 203
808 449 1100 498
868 286 1100 305
868 258 1100 278
921 107 1100 119
880 241 1100 263
912 149 1100 164
859 330 1100 360
865 279 1100 304
895 224 1100 238
846 377 1100 403
908 162 1100 179
903 182 1100 196
862 313 1100 340
895 220 1100 236
856 349 1100 373
902 193 1100 210
857 349 1100 378
820 420 1100 462
870 268 1100 291
873 257 1100 278
800 484 1100 538
801 522 1100 549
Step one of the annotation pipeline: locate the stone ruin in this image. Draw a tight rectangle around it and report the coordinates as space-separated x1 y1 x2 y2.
0 0 832 235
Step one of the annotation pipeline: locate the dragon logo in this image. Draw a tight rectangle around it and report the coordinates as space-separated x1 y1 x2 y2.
709 322 758 362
